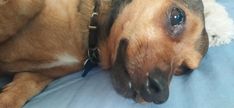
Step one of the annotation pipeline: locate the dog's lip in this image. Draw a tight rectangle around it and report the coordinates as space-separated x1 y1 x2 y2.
134 93 168 104
134 89 152 103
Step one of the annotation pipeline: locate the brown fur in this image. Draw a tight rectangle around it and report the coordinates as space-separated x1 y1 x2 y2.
0 0 208 107
0 0 44 43
0 0 95 107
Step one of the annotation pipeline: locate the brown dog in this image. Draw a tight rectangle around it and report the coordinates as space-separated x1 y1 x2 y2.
0 0 208 107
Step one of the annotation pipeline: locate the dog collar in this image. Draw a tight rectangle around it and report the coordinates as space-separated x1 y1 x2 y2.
82 0 100 77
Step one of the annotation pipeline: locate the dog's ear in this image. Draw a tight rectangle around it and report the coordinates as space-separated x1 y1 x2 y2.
184 0 204 16
184 0 209 56
110 39 136 98
196 29 209 56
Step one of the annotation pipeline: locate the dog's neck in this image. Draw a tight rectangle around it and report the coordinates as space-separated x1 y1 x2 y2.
82 0 131 76
81 0 132 75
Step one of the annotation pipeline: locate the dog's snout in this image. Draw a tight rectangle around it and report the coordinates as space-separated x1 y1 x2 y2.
140 69 169 104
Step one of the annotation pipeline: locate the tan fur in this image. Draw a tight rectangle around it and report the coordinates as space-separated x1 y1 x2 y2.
0 0 44 43
0 0 94 72
0 0 95 107
0 72 51 108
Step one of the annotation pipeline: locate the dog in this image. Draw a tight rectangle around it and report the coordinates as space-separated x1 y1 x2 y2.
0 0 208 107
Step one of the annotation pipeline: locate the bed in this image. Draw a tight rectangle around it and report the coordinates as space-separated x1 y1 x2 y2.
1 0 234 108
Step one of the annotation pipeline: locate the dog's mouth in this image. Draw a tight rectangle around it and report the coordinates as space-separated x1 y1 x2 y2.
111 68 170 104
110 39 172 104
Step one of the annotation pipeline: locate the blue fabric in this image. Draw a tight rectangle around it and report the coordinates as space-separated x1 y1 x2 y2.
1 0 234 108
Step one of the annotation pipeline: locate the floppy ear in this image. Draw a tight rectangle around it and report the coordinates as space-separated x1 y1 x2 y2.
196 29 209 56
110 39 136 98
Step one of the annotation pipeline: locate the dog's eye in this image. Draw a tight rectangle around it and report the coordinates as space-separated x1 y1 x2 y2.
170 8 186 26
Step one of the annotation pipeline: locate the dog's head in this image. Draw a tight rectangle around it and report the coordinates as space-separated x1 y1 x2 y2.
99 0 208 104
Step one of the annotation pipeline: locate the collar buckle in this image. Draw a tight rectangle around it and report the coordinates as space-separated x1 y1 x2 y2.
88 48 99 63
89 25 97 29
91 12 98 17
89 12 99 30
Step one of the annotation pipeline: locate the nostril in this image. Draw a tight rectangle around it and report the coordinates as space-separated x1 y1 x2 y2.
148 70 168 93
148 76 169 104
148 76 164 93
140 69 170 104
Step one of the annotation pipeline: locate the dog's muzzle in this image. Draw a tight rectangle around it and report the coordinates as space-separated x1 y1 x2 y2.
110 39 172 104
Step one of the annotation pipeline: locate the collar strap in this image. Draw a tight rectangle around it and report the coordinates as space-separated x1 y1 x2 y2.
82 0 100 77
88 0 99 49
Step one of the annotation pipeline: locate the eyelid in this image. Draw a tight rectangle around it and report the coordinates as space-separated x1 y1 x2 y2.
165 7 186 38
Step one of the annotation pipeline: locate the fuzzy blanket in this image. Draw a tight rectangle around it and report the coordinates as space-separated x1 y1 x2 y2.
203 0 234 47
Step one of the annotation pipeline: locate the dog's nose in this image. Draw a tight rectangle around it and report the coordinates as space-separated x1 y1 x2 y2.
140 69 169 104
